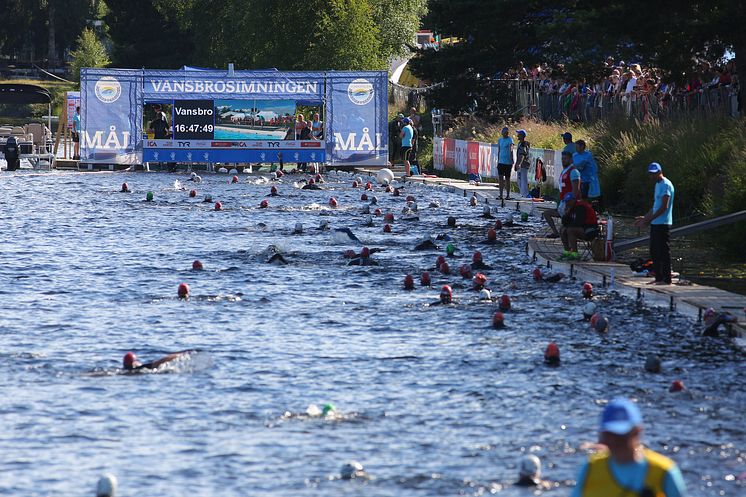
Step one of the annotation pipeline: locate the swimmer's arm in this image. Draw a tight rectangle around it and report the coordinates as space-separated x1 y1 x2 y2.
569 462 589 497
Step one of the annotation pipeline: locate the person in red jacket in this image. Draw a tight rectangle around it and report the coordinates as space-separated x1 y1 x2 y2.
560 192 598 259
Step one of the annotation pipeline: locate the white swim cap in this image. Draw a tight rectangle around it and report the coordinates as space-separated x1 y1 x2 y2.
340 460 365 480
218 167 228 173
190 172 197 178
582 302 597 318
96 474 117 497
518 454 541 479
229 168 238 175
479 289 492 300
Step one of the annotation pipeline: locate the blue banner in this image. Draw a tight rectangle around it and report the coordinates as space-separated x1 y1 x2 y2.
80 68 387 166
80 68 142 164
143 149 324 164
327 72 388 166
143 69 325 101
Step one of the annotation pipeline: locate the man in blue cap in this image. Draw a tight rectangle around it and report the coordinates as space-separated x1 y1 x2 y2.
561 131 576 155
571 398 686 497
634 162 675 285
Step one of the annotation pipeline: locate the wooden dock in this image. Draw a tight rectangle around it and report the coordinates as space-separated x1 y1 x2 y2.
402 175 746 347
527 237 746 348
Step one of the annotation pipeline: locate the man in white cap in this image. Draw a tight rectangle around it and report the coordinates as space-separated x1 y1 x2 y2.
634 162 675 285
571 398 686 497
96 474 117 497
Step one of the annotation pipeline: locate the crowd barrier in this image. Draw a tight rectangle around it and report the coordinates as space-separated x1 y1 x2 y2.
432 136 562 190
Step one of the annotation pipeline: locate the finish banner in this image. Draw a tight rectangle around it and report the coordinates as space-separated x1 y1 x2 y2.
80 67 388 166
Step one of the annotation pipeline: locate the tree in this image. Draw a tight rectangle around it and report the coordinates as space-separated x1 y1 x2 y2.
69 28 110 81
370 0 428 60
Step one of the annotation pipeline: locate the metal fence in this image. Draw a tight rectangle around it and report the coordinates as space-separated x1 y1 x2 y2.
533 85 740 122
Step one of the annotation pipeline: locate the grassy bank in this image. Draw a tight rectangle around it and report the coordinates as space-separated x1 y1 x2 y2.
437 115 746 260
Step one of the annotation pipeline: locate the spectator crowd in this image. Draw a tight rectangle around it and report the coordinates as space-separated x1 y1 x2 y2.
502 58 740 122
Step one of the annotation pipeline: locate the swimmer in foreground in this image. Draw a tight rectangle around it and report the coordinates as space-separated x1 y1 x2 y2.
570 398 686 497
515 455 551 488
96 474 117 497
122 350 196 372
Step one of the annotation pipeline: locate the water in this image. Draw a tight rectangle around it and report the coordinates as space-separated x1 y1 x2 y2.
0 171 743 496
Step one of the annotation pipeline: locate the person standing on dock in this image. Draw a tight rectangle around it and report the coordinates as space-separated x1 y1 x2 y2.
72 106 81 160
514 129 530 197
572 140 601 203
497 127 514 200
400 117 415 176
570 398 686 497
635 162 675 285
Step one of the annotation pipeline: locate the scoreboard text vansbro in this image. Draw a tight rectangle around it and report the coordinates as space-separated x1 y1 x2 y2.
173 100 215 140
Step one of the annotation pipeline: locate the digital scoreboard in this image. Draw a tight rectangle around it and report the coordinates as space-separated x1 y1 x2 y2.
172 99 215 140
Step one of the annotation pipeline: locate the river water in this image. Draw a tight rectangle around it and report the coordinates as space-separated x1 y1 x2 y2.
0 170 743 496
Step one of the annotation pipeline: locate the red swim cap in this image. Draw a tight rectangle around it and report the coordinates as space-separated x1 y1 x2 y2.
436 255 446 267
214 201 222 211
123 352 136 368
439 261 450 274
440 285 453 303
271 186 278 195
385 185 392 193
421 271 431 286
473 273 487 287
276 170 284 178
177 282 190 299
582 282 593 298
192 260 203 271
365 182 372 190
460 264 472 278
472 251 483 263
308 178 315 185
374 208 382 216
492 312 505 328
231 175 238 183
494 219 503 230
487 228 497 241
545 342 560 359
498 294 511 311
669 380 685 392
361 247 370 258
352 181 359 188
404 274 414 290
383 224 392 233
406 195 415 202
189 189 197 197
260 199 269 208
590 313 600 328
393 188 400 197
384 213 394 223
329 197 338 208
121 182 129 192
533 267 543 281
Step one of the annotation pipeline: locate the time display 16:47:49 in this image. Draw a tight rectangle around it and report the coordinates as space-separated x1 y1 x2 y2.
174 124 214 133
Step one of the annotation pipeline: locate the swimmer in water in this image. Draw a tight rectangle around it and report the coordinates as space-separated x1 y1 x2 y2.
348 247 379 266
470 251 492 270
429 285 455 306
122 350 196 372
414 238 439 251
515 455 551 489
302 178 322 190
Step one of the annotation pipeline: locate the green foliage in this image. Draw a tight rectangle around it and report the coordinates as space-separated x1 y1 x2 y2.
69 28 110 81
371 0 428 59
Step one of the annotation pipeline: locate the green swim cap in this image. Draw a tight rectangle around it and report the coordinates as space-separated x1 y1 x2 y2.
521 212 529 222
146 191 154 202
446 243 455 255
322 403 335 416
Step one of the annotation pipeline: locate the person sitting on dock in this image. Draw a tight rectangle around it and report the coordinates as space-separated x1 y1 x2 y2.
559 193 598 261
542 151 581 238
